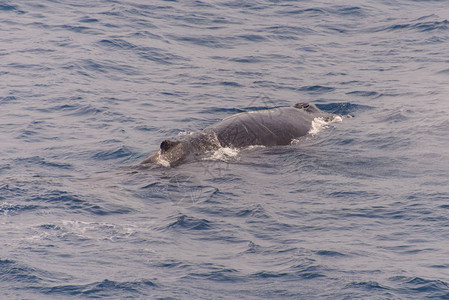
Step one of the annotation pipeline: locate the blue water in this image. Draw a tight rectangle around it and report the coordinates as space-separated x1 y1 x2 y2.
1 0 449 299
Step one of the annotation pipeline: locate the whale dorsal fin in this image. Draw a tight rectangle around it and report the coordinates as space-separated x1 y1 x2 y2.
294 103 310 109
294 103 320 113
160 140 180 153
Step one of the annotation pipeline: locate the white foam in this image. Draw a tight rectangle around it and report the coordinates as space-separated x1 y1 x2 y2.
152 151 171 167
203 147 239 162
177 131 194 137
246 145 266 150
157 158 171 168
308 115 343 136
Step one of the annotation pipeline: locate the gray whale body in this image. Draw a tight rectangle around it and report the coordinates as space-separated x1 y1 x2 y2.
142 103 333 166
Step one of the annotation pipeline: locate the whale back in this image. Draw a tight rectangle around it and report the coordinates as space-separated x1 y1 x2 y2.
207 103 327 148
142 103 331 166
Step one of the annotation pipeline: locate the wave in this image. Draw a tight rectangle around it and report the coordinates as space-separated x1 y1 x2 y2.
36 279 156 298
308 115 343 136
159 214 213 231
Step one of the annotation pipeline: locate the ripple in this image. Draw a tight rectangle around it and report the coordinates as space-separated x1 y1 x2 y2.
92 146 134 161
162 214 213 231
299 85 335 94
390 276 449 296
346 281 389 290
346 90 379 97
376 19 449 33
315 250 347 257
187 267 241 282
37 279 156 298
0 259 70 284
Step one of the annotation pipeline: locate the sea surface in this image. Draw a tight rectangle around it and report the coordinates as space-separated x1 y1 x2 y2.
1 0 449 299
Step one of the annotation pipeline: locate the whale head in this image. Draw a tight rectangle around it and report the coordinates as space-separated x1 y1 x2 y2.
141 139 185 166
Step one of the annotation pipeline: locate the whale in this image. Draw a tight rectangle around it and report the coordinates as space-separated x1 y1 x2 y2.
142 103 334 166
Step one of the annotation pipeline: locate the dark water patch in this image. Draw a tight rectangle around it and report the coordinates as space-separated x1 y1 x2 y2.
37 103 102 117
346 90 379 97
99 38 136 50
131 30 163 40
253 271 288 278
0 203 43 216
237 34 266 42
134 124 159 132
220 1 268 10
0 3 17 11
329 190 381 200
168 34 232 48
16 130 40 142
29 190 134 216
155 259 190 270
390 276 449 297
38 223 63 231
345 281 389 290
194 203 263 219
288 264 326 279
338 206 406 220
437 68 449 75
92 146 134 161
229 56 262 63
72 58 141 76
161 214 213 231
264 25 314 39
316 102 372 115
37 191 104 215
0 259 41 284
133 180 170 201
36 279 156 298
299 85 335 94
377 19 449 33
100 39 182 64
244 204 271 221
322 25 348 34
0 182 29 201
14 156 72 170
377 110 411 123
0 3 25 14
17 47 56 55
334 6 363 16
0 259 69 285
30 121 64 139
58 25 95 34
79 16 99 23
278 7 327 16
187 267 241 282
410 20 449 32
173 13 220 27
220 81 242 87
242 241 262 254
429 264 449 269
0 164 12 175
1 95 16 103
6 62 51 71
315 250 347 257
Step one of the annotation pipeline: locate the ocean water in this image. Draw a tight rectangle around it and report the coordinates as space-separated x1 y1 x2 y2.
1 0 449 299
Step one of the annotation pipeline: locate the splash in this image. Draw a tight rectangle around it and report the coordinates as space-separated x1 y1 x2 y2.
308 115 343 136
177 131 195 137
152 151 171 167
203 147 239 162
